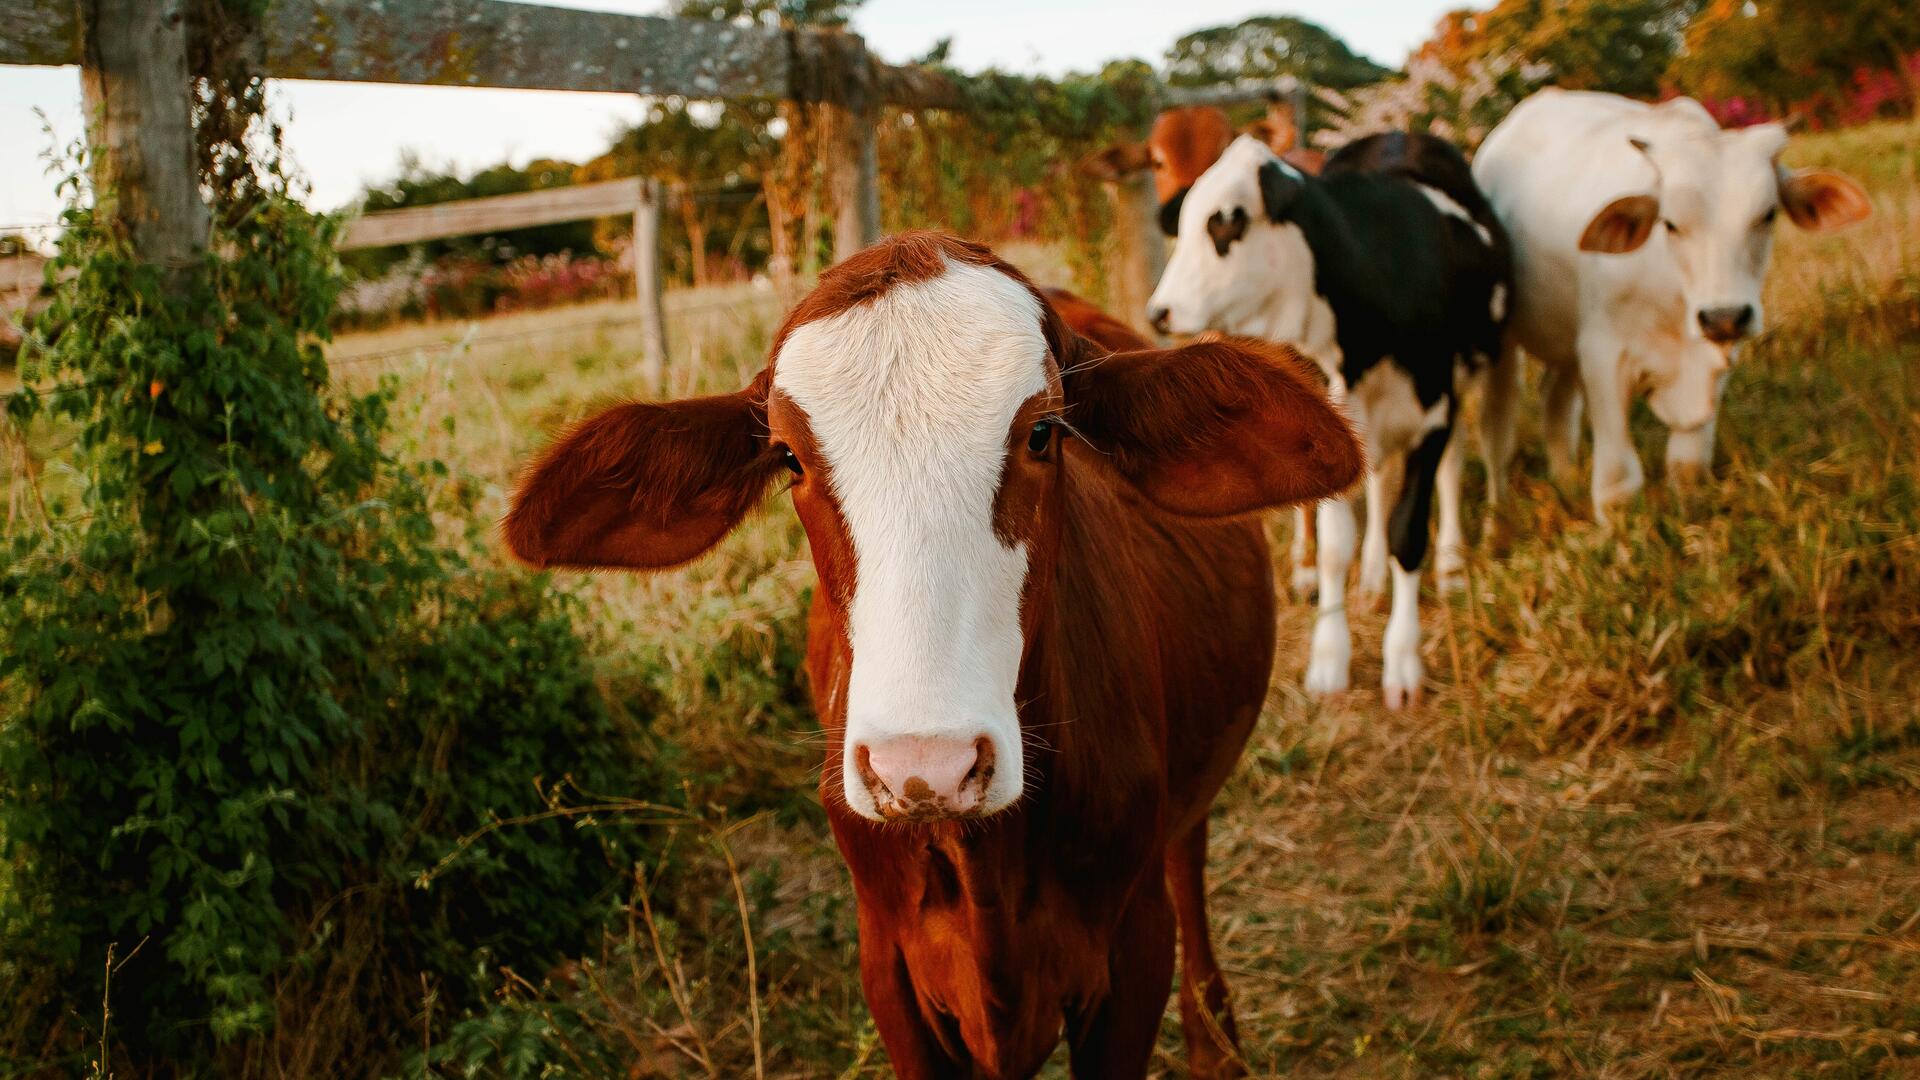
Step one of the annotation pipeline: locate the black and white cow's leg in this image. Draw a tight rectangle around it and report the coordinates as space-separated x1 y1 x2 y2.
1305 494 1357 696
1357 462 1392 604
1578 331 1644 521
1308 376 1359 695
1434 429 1467 593
1382 406 1453 709
1288 505 1318 599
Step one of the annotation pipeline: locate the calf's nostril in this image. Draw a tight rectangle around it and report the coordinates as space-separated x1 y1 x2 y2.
1149 306 1171 334
852 742 887 800
964 736 996 793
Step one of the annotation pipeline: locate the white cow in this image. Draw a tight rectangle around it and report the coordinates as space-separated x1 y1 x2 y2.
1473 89 1871 518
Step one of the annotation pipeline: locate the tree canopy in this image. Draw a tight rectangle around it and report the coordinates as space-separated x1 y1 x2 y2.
1164 15 1393 90
1669 0 1920 117
1420 0 1694 98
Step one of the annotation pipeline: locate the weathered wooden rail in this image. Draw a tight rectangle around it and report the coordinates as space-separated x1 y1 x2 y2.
0 0 1301 379
335 177 673 384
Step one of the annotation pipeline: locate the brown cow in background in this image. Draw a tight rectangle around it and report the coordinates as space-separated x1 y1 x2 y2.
1084 97 1326 235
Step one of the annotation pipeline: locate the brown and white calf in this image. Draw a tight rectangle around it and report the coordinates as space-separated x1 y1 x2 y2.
505 232 1361 1079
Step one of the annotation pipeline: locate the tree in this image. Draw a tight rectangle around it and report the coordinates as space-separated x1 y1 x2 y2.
1670 0 1920 120
584 101 770 285
1164 16 1393 91
1421 0 1694 98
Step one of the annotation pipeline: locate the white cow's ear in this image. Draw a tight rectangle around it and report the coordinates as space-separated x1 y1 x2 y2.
1780 169 1872 232
1579 195 1660 254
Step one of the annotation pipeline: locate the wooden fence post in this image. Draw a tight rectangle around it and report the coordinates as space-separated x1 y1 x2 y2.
633 178 669 393
79 0 206 280
822 35 881 264
1103 171 1166 339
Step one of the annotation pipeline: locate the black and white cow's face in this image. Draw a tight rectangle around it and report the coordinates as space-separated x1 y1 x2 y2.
1148 137 1314 339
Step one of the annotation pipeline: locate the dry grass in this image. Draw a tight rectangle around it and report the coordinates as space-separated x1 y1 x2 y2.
8 124 1918 1078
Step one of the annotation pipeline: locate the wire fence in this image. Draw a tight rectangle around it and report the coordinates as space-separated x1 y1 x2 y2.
3 289 781 407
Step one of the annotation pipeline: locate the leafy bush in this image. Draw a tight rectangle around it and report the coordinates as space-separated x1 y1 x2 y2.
0 23 644 1074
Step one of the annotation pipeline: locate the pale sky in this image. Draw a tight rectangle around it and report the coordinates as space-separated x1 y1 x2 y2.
0 0 1453 239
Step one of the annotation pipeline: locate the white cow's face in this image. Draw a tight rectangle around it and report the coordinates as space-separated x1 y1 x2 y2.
1579 123 1871 427
1147 137 1313 339
1644 125 1789 347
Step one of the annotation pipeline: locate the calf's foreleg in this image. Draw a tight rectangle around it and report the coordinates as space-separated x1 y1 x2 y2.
1067 876 1177 1080
1166 819 1244 1080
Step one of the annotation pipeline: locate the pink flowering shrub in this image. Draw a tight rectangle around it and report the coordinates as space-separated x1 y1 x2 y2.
1694 51 1919 130
334 252 631 330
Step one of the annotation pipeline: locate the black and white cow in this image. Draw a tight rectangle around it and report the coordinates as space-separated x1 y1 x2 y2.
1147 131 1511 708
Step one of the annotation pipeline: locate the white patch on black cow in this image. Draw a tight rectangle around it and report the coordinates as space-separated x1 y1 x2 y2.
1417 183 1493 246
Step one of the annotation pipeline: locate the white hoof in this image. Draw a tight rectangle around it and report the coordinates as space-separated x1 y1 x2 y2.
1381 562 1424 710
1305 612 1351 696
1305 658 1350 696
1381 648 1424 710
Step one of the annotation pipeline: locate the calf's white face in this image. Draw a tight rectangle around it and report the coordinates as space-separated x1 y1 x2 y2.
773 261 1047 822
1148 137 1316 342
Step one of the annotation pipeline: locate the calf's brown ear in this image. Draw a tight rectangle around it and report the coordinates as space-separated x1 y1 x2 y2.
1579 194 1660 254
1062 335 1362 518
504 379 780 570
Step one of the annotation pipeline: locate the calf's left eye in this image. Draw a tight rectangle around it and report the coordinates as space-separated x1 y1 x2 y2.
1027 420 1054 455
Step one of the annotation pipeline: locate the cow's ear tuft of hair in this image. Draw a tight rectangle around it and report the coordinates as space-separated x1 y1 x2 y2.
1780 169 1871 232
1157 187 1188 237
1257 159 1302 222
1579 194 1660 254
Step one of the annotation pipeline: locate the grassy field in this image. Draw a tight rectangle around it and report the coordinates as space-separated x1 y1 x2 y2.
8 127 1917 1076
